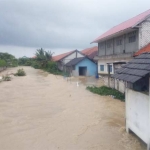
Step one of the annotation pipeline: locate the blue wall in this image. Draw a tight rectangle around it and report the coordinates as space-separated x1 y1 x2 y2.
75 58 97 76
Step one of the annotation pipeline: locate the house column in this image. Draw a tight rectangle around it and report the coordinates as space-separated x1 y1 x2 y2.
125 87 130 133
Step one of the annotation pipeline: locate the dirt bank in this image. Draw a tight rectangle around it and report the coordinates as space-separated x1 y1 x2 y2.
0 67 146 150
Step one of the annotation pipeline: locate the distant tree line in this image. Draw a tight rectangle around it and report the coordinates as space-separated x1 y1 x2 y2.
0 52 18 69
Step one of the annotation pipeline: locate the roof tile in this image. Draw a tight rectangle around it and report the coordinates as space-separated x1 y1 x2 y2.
112 53 150 83
81 46 98 59
134 43 150 56
52 50 75 61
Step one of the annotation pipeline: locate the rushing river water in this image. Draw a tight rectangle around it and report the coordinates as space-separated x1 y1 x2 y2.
0 67 146 150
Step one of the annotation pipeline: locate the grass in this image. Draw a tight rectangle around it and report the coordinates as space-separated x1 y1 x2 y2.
86 86 125 101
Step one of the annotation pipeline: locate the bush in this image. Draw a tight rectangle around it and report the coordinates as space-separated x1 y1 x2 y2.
14 69 26 76
86 86 125 101
0 59 7 67
46 61 63 75
2 75 11 81
31 61 40 69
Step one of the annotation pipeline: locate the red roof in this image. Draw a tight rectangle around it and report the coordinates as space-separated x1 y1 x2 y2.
52 50 75 61
92 9 150 43
134 43 150 56
81 46 98 59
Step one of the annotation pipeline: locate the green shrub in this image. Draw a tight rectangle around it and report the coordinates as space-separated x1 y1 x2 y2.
14 69 26 76
25 60 32 66
86 86 125 101
0 59 7 67
2 75 11 81
46 61 63 75
31 61 40 69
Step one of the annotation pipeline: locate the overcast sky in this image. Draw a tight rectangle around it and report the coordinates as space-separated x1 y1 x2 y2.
0 0 150 58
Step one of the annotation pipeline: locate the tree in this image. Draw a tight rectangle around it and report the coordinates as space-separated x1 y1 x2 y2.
35 48 54 68
0 52 17 67
0 59 6 68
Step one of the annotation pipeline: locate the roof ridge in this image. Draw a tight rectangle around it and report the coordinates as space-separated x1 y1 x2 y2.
111 9 150 29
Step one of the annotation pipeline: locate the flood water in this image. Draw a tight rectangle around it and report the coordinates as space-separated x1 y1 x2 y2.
0 67 146 150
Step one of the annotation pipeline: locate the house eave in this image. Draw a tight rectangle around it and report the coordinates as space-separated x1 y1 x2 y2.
95 52 134 60
91 28 137 44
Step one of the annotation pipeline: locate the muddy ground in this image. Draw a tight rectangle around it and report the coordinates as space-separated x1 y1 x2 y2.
0 67 146 150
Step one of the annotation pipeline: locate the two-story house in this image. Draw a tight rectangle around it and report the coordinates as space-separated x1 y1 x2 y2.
92 9 150 75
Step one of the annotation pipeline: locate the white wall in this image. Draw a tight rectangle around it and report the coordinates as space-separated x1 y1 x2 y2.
126 88 150 148
63 51 84 64
98 61 114 74
139 16 150 49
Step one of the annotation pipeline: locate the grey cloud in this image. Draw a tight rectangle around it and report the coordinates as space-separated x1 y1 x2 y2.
0 0 150 50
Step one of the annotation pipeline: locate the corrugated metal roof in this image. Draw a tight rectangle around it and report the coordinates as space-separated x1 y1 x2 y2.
111 53 150 83
65 57 85 66
92 9 150 43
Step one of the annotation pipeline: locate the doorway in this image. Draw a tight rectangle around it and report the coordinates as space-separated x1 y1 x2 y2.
79 67 87 76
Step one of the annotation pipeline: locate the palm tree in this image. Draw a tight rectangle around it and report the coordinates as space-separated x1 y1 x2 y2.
35 48 54 68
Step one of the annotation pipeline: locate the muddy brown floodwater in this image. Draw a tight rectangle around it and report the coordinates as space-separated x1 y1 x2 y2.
0 67 146 150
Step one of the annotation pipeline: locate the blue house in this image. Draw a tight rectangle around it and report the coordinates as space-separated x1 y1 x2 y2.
65 57 97 76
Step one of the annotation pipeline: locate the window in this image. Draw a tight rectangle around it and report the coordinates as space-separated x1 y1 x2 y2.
129 36 136 43
99 42 105 49
107 65 112 73
100 65 104 71
116 38 122 46
128 31 136 43
107 40 112 48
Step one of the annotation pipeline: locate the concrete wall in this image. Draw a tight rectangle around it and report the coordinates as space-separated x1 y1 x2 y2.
98 62 114 75
126 88 150 148
97 54 132 75
139 16 150 48
104 77 125 93
74 58 97 76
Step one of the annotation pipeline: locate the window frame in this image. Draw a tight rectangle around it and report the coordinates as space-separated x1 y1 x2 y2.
128 31 136 43
107 65 112 73
100 65 104 71
106 40 112 48
116 38 122 46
